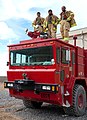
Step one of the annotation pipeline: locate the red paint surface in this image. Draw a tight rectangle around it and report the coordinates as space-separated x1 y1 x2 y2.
7 37 87 106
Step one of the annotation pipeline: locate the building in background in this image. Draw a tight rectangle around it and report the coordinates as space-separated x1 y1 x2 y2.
57 27 87 48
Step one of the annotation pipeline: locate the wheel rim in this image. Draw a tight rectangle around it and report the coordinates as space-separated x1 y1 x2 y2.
78 94 84 108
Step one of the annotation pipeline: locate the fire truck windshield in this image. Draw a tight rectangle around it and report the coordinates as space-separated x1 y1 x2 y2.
10 46 54 66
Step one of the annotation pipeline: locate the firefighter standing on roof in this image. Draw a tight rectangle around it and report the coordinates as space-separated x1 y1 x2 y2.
44 9 59 38
59 6 77 42
32 12 45 32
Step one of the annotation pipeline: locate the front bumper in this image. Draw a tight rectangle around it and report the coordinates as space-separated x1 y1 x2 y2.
4 80 59 94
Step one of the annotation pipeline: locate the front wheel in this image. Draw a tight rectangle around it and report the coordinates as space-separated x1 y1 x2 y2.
23 100 43 109
64 84 86 116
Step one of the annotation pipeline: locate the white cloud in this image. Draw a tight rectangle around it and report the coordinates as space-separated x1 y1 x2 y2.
0 0 17 21
0 51 9 76
0 0 59 21
0 0 87 76
0 0 87 25
0 22 18 40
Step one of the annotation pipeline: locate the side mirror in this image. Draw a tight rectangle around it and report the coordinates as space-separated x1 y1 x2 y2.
7 62 9 66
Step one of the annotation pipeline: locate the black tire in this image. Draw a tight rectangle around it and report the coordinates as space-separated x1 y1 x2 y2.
64 84 86 116
23 99 43 109
31 101 43 109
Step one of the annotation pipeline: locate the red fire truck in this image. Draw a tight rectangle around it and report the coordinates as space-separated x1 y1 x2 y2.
4 32 87 116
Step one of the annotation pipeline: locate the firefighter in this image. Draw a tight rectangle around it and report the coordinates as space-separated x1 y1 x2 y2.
59 6 77 42
32 12 45 33
44 9 59 38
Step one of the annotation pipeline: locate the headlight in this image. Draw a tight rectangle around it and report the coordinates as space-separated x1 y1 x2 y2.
42 86 46 90
41 85 59 93
7 83 13 87
42 86 51 90
46 86 51 90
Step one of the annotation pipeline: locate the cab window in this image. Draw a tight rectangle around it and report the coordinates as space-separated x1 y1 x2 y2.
61 48 70 64
56 48 60 63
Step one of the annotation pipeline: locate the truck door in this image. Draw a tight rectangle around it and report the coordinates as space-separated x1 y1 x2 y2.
60 47 71 82
71 50 75 77
56 46 75 83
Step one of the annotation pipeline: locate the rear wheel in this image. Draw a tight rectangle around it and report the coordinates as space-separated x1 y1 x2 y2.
23 100 43 109
64 84 86 116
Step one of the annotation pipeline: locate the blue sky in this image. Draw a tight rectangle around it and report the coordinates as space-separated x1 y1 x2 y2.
0 0 87 76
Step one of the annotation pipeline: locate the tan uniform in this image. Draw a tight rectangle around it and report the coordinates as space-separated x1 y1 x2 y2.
44 15 59 38
60 11 77 42
32 17 45 32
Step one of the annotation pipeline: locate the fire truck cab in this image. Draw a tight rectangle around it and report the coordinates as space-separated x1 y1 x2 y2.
4 32 87 116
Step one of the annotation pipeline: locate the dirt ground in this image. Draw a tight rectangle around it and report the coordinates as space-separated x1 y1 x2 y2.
0 111 21 120
0 82 21 120
0 82 87 120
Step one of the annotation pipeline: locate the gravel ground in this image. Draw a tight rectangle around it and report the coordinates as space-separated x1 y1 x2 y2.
0 82 87 120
